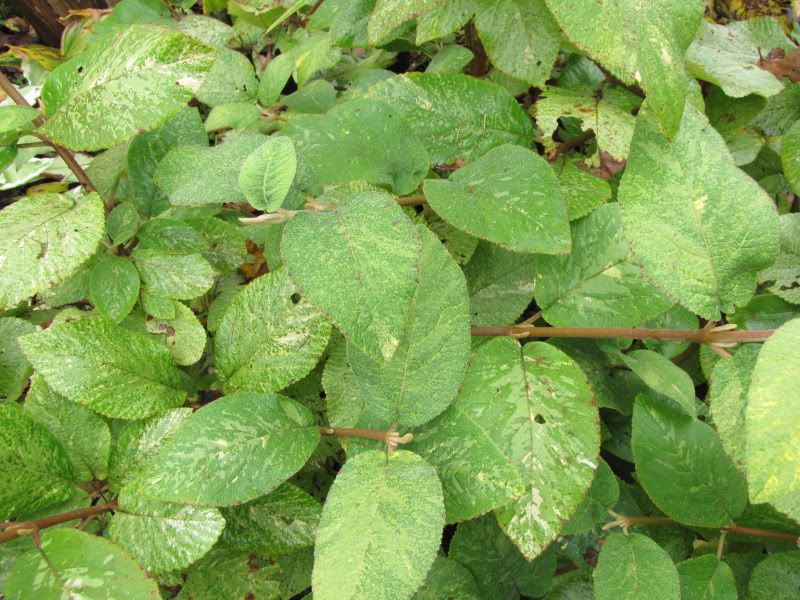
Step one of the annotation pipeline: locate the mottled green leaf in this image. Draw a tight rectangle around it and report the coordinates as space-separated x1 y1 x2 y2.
133 249 215 300
155 134 267 205
759 213 800 304
144 301 207 366
282 191 421 363
175 549 283 600
89 255 140 323
6 529 160 599
239 136 297 211
133 393 320 506
632 395 747 527
367 73 533 163
708 344 760 469
619 104 779 318
0 193 104 308
0 318 36 402
463 241 536 326
621 349 696 417
449 514 556 600
424 144 569 254
195 47 257 107
368 0 444 44
312 450 445 600
20 317 190 419
473 0 560 87
109 492 225 572
39 25 215 150
0 106 39 141
24 375 110 482
214 268 331 394
747 551 800 600
535 204 672 327
0 405 77 520
677 555 737 600
556 158 612 221
746 318 800 521
545 0 704 138
412 555 482 600
285 99 429 195
593 532 680 600
563 458 619 534
686 18 792 98
346 225 470 427
456 337 599 559
408 404 525 522
220 483 321 555
782 119 800 195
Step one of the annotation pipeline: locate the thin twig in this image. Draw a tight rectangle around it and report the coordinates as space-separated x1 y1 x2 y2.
0 71 96 193
548 129 595 160
396 195 427 207
320 426 413 451
0 502 117 544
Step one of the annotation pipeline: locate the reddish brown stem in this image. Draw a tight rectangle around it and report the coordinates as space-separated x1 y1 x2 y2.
0 71 96 193
320 427 391 443
396 195 427 206
470 325 773 345
0 502 117 544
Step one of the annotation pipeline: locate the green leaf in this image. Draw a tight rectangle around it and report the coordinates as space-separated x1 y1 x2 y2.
556 158 612 221
473 0 560 87
408 404 525 522
155 134 267 205
463 241 536 326
782 120 800 196
424 144 569 254
24 375 110 482
618 103 779 319
0 317 36 402
0 192 104 309
449 514 556 599
677 555 737 600
239 136 297 211
174 549 284 600
367 73 534 163
620 349 696 417
132 393 320 506
536 84 641 161
426 45 474 74
195 47 257 107
545 0 704 138
0 106 39 140
106 201 140 245
745 318 800 521
127 107 208 217
312 450 445 600
368 0 444 44
39 25 216 151
20 317 190 420
108 492 225 572
136 217 206 253
214 268 331 394
563 458 619 534
133 249 216 300
632 395 747 527
534 204 672 327
282 191 421 363
747 551 800 600
759 213 800 304
708 344 760 469
593 532 680 600
346 225 470 427
89 255 140 323
0 405 77 520
412 555 482 600
686 18 792 98
5 529 160 600
456 337 599 559
107 408 193 492
144 301 207 366
220 483 321 555
285 99 430 196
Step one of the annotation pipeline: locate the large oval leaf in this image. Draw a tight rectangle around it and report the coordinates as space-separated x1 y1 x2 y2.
456 337 599 559
312 450 445 600
132 393 320 506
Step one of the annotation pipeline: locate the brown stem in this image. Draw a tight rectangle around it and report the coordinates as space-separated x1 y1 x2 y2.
0 502 117 544
549 129 595 160
320 426 413 449
396 195 427 206
611 515 800 543
0 72 96 193
470 325 774 345
305 0 326 19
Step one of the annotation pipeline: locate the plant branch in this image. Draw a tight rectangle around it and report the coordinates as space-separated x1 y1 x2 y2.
320 426 413 451
0 502 117 544
396 195 427 206
470 324 773 347
0 71 96 193
603 513 800 543
548 129 595 160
